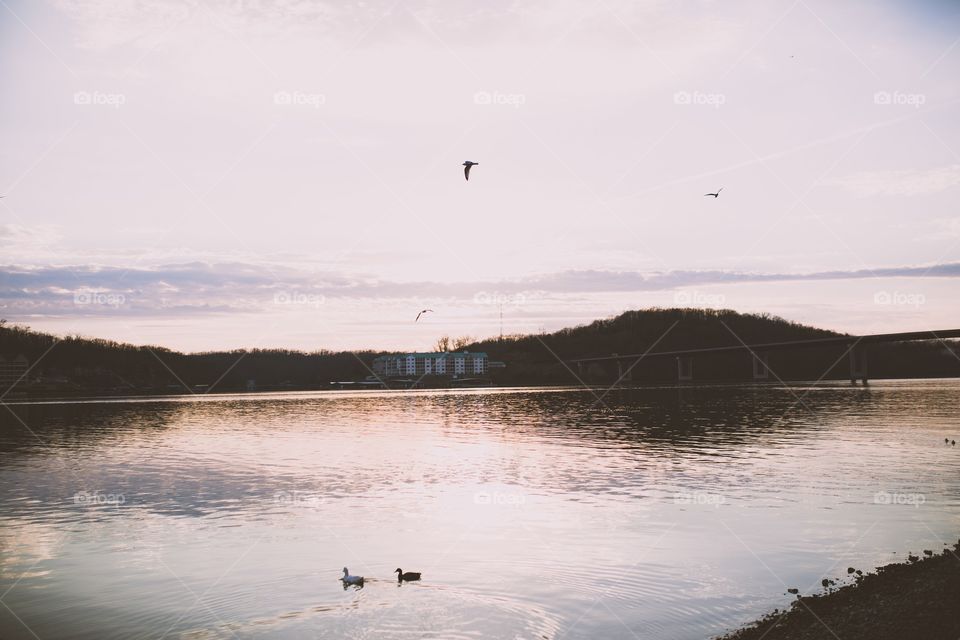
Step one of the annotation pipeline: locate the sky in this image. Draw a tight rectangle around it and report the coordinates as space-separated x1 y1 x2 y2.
1 0 959 352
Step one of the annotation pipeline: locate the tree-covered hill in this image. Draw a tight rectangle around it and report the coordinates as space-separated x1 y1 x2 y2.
465 308 959 384
0 308 957 395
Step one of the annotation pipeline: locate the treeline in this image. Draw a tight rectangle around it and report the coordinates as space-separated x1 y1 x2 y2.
0 321 377 395
0 308 957 396
465 308 960 384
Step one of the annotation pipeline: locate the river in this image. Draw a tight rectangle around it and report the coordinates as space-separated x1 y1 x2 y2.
1 380 958 639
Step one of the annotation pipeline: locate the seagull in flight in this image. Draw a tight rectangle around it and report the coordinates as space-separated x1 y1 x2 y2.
463 161 478 181
415 309 434 322
704 188 723 198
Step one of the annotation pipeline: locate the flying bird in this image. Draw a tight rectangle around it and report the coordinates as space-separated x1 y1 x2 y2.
415 309 433 322
463 161 478 181
704 188 723 198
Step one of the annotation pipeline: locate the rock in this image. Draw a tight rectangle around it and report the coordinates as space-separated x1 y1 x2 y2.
715 543 960 640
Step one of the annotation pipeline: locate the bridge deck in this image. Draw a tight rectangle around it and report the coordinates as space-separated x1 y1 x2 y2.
568 329 960 364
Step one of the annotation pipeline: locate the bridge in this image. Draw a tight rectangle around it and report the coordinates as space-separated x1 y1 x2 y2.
567 329 960 385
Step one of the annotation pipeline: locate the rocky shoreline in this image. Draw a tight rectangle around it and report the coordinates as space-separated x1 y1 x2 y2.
715 539 960 640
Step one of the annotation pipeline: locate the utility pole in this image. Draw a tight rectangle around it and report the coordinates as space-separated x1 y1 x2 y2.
499 302 503 342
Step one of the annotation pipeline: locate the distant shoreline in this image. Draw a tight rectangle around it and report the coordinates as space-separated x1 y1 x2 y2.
4 376 960 405
715 539 960 640
4 309 959 396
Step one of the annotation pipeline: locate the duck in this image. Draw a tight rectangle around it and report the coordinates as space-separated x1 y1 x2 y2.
341 567 364 586
395 568 421 582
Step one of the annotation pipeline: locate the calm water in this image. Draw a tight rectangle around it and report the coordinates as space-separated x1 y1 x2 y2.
1 381 959 639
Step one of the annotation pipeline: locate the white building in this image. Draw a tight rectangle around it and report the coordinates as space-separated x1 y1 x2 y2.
372 352 488 378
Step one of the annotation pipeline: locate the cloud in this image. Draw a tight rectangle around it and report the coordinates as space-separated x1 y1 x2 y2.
823 164 960 197
0 224 60 247
51 0 726 53
2 261 958 319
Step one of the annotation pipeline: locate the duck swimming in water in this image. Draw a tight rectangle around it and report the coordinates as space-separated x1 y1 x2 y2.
395 568 421 582
341 567 364 586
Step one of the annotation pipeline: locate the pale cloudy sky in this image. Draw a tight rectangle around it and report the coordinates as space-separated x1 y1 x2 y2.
1 0 958 351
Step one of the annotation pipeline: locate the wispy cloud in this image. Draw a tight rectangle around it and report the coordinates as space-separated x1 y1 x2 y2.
823 164 960 197
52 0 713 50
3 261 959 319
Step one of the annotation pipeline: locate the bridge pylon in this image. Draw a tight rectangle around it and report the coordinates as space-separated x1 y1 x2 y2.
849 345 868 385
752 352 770 380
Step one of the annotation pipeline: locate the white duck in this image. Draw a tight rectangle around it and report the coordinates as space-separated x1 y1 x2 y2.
340 567 364 586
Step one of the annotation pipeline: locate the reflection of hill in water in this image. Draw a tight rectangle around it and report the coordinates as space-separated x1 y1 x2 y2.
3 384 956 519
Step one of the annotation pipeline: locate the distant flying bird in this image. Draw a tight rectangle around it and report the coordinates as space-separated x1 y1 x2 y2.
415 309 433 322
463 161 478 181
704 188 723 198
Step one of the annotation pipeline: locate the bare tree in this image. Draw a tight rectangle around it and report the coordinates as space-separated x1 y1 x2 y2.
433 335 451 352
451 335 474 350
